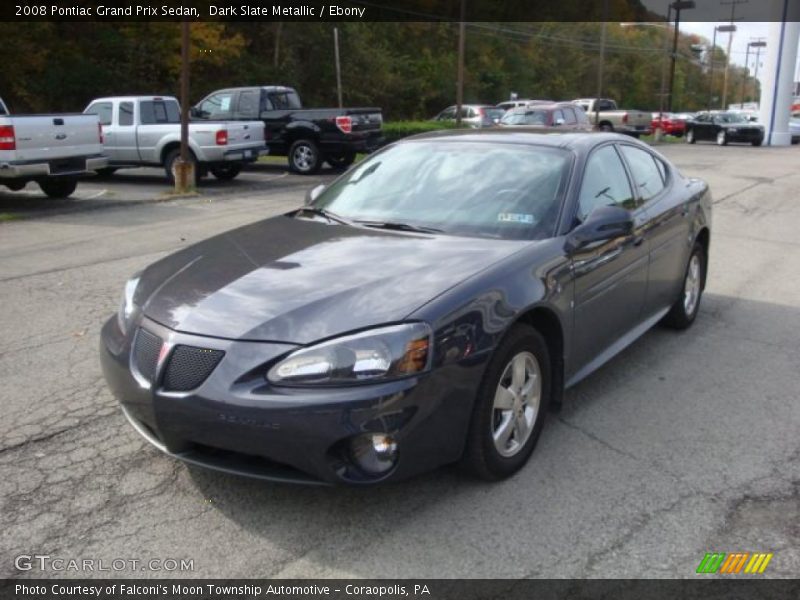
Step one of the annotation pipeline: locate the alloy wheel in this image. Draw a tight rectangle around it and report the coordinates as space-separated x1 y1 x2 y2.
491 351 542 458
684 254 701 316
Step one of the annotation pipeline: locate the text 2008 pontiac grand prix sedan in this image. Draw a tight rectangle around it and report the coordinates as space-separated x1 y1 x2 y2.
100 131 711 485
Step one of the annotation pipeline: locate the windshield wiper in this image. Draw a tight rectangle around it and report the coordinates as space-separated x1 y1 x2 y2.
355 220 444 234
295 206 354 226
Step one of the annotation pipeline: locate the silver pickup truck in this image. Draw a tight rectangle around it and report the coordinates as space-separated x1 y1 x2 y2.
0 95 107 198
84 96 266 183
573 98 652 137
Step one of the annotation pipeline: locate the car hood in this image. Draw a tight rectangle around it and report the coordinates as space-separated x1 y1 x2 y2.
136 215 526 343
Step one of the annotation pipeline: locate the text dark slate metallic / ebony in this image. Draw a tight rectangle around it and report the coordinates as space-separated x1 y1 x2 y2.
100 131 712 485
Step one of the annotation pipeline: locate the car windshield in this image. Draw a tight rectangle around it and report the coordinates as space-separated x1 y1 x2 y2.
311 141 570 241
501 110 549 126
718 113 748 124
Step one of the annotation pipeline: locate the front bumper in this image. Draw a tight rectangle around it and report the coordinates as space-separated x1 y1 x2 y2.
0 154 108 180
100 316 480 485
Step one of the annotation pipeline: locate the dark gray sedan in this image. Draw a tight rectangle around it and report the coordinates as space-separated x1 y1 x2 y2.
100 131 711 485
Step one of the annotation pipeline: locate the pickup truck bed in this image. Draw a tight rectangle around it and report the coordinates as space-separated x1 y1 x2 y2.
0 98 107 198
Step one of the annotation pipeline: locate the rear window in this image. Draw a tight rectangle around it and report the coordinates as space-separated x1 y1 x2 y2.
264 91 302 110
0 99 7 115
85 102 113 126
140 100 180 124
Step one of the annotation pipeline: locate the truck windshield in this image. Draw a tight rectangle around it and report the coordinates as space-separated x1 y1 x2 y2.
140 100 181 124
312 141 570 241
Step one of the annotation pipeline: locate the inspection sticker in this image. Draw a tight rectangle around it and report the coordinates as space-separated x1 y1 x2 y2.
498 213 535 224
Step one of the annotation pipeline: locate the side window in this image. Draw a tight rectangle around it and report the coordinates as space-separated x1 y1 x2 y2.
562 108 578 124
198 92 234 119
237 90 260 118
438 107 456 120
597 100 614 111
140 101 180 124
653 156 667 183
86 102 113 126
620 145 666 202
553 109 565 124
577 145 636 221
119 102 134 126
573 106 590 124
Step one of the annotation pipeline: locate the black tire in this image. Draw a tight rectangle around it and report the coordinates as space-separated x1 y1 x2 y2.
752 139 763 147
598 122 614 132
38 178 77 199
716 130 728 146
462 324 551 481
95 167 118 178
210 165 242 181
288 139 321 174
164 148 200 185
686 129 696 144
326 151 356 170
662 242 706 330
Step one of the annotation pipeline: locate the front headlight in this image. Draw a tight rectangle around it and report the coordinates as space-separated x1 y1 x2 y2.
267 323 432 386
117 274 141 334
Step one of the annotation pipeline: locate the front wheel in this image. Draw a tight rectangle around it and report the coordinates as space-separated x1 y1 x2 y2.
662 242 706 330
462 324 551 481
598 122 614 132
38 178 77 198
164 149 199 186
288 139 321 174
210 165 242 181
686 129 696 144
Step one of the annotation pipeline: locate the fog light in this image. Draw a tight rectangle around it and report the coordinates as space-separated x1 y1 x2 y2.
350 433 398 475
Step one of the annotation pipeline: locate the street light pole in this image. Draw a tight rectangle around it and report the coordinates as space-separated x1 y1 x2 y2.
720 0 748 110
708 26 718 110
667 1 695 113
740 42 751 106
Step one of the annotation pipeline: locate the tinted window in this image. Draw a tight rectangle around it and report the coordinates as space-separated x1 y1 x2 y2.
86 102 113 126
501 110 548 126
620 145 665 202
553 110 565 124
267 91 302 110
562 108 578 124
578 145 635 220
119 102 133 126
597 99 615 111
437 107 456 120
314 141 571 241
237 90 260 118
198 92 233 119
140 101 180 124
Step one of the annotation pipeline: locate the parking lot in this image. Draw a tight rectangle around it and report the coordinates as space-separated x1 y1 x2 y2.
0 143 798 579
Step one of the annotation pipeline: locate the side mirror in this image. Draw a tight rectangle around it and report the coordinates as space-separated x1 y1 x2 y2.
305 184 325 205
190 106 200 118
565 205 633 252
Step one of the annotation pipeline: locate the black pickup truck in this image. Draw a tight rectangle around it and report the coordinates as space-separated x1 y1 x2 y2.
192 86 383 174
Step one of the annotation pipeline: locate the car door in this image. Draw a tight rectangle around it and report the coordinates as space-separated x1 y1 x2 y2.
618 144 689 318
569 144 650 378
85 101 116 160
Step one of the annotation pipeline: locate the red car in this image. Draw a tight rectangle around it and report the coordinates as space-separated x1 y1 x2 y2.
651 112 686 137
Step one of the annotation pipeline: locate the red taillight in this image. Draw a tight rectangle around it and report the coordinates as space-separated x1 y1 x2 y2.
0 125 15 150
622 113 629 124
98 122 103 144
335 116 352 134
216 130 228 145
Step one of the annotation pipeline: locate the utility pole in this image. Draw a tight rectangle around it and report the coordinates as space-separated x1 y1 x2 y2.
455 0 466 127
720 0 748 110
595 0 609 128
749 39 766 105
334 27 343 109
175 21 193 194
667 1 695 113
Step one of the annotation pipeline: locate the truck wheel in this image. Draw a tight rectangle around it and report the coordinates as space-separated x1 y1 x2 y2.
716 130 728 146
326 151 356 170
686 129 696 144
289 139 321 174
165 149 200 185
95 168 118 178
210 165 242 181
598 122 614 132
39 178 77 199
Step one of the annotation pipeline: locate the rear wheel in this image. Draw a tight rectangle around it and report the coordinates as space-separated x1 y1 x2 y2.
288 139 321 174
326 151 356 170
38 178 77 199
686 129 696 144
164 149 199 185
463 324 551 481
210 165 242 181
663 242 706 330
716 130 728 146
598 122 614 132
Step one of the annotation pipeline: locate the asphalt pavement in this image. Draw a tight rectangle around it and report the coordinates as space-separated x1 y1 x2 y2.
0 144 797 579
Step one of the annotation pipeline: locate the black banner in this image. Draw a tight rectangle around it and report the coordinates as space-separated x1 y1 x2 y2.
3 579 800 600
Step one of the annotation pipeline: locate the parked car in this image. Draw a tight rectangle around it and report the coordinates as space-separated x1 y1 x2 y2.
101 130 711 485
572 98 652 137
84 96 265 183
651 112 686 137
0 95 107 198
433 105 503 128
496 99 553 111
193 86 382 174
499 102 593 132
685 111 764 146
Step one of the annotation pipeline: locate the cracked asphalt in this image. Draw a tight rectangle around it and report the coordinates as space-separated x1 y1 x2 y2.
0 146 798 579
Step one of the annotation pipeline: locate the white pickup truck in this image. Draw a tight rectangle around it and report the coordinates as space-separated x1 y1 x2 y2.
0 95 107 198
572 98 652 137
84 96 266 183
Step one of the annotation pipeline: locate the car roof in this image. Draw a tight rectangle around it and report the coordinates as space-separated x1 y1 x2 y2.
402 129 635 152
506 102 578 113
89 96 178 103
